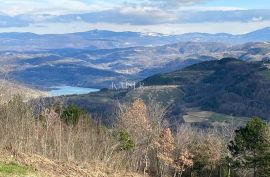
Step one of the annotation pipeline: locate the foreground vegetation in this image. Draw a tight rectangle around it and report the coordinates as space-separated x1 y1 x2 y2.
0 162 37 177
0 96 269 177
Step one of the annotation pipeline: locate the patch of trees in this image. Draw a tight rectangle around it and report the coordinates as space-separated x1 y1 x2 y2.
0 96 269 177
115 99 270 177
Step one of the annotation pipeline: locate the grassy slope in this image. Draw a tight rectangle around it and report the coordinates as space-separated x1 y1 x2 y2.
0 162 38 177
0 150 144 177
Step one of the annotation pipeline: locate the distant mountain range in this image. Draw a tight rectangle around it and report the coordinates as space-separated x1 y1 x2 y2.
3 41 269 88
0 27 269 51
0 27 269 89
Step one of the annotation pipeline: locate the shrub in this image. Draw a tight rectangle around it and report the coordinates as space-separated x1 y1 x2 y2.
117 130 135 151
61 104 86 125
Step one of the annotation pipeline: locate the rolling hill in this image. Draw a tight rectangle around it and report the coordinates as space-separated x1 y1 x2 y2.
2 41 270 89
0 28 270 89
141 58 270 120
61 58 270 125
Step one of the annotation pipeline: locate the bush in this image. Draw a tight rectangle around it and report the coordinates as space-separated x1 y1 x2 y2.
61 104 86 125
117 130 135 151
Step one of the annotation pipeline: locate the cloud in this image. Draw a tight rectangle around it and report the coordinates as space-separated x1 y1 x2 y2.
1 7 270 28
47 9 270 25
175 9 270 23
149 0 210 6
124 0 216 9
0 14 29 27
0 0 268 34
251 16 263 22
0 0 112 16
50 7 177 25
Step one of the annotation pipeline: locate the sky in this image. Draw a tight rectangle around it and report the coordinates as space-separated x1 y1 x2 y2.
0 0 269 34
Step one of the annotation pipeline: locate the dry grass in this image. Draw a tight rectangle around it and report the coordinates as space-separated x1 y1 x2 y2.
0 80 47 103
0 96 145 176
0 149 145 177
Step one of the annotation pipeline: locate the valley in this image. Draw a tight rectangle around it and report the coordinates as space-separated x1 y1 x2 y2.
1 1 270 176
1 28 270 126
1 40 270 89
58 58 270 127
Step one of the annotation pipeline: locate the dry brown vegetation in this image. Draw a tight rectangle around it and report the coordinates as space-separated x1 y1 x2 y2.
0 96 268 177
0 96 147 176
115 99 231 177
0 79 47 103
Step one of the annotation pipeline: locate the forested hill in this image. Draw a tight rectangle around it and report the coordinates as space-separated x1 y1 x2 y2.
141 58 270 119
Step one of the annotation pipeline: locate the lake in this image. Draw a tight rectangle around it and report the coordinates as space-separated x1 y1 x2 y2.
48 86 99 96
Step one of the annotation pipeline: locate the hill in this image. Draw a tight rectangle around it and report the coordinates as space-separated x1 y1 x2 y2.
2 42 270 89
61 58 270 125
141 58 270 119
0 80 47 102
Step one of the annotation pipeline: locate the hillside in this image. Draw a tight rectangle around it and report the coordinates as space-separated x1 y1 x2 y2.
0 150 143 177
0 80 47 102
141 58 270 119
61 58 270 125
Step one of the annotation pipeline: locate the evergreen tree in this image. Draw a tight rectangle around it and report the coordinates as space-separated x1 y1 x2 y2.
61 104 86 125
228 117 270 177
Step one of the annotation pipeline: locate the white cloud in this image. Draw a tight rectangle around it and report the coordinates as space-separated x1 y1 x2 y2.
118 6 177 22
149 0 211 6
0 0 112 15
46 9 270 25
251 16 263 22
0 0 268 35
126 0 219 9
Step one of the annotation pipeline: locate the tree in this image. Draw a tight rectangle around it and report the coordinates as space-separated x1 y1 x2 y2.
228 117 270 177
185 133 224 177
61 104 86 125
155 128 175 177
173 149 193 177
116 130 135 151
118 99 151 138
116 99 153 173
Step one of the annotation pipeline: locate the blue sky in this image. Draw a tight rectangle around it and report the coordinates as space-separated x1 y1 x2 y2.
0 0 269 34
201 0 270 9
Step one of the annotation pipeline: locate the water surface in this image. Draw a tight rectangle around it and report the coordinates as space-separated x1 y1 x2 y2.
48 86 99 96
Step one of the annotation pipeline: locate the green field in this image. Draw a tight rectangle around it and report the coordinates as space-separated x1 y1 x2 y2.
183 109 248 125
